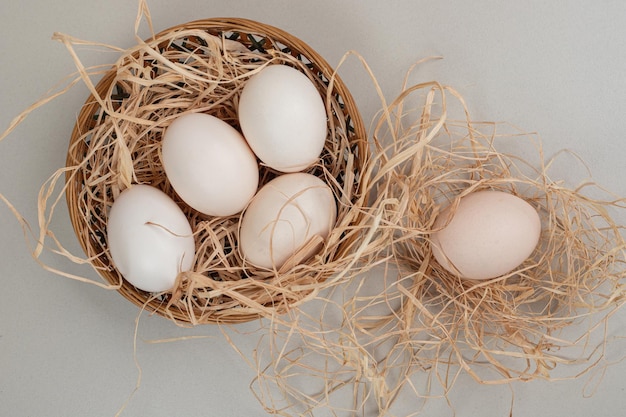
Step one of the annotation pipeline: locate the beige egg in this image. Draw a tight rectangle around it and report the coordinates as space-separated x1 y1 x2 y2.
162 113 259 217
431 190 541 280
238 64 327 173
107 185 195 293
239 172 337 270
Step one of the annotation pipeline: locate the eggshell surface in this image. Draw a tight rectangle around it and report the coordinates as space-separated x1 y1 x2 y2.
107 185 196 293
431 190 541 280
239 173 337 269
238 64 327 173
162 113 259 216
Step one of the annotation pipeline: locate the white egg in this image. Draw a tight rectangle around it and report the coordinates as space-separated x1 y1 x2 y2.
239 173 337 269
431 190 541 280
107 185 195 293
238 64 327 173
162 113 259 217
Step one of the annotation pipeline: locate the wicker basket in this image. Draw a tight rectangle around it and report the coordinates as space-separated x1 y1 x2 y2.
64 18 368 324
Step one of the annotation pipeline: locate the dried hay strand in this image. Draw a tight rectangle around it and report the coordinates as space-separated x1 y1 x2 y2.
248 75 626 416
1 15 374 325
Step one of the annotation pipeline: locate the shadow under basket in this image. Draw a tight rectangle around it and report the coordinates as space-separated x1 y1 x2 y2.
64 18 368 325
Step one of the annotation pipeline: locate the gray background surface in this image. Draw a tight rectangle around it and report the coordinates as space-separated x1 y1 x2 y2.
1 1 626 416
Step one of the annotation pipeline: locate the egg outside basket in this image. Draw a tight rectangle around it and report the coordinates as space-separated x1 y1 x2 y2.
64 18 368 325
